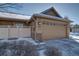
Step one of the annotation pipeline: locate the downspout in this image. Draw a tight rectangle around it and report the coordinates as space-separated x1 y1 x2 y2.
35 17 38 40
66 23 70 38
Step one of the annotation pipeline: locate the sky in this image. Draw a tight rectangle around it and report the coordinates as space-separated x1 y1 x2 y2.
0 3 79 24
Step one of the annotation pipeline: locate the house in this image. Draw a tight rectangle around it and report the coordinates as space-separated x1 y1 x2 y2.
71 24 79 33
0 7 71 40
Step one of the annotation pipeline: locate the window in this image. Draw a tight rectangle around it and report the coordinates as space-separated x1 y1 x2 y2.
15 23 23 28
42 21 49 25
54 23 66 26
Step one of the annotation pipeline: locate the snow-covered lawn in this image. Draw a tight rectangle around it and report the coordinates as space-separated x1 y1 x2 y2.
0 34 79 56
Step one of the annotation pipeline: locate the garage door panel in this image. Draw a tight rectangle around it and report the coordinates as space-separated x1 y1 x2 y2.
42 25 66 40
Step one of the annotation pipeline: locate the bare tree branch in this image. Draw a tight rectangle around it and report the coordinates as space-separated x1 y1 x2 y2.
0 3 22 13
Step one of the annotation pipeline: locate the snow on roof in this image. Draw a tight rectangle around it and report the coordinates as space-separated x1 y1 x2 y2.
33 13 71 22
0 12 31 20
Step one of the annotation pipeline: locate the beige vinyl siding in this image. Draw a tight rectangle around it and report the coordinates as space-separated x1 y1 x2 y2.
0 27 31 39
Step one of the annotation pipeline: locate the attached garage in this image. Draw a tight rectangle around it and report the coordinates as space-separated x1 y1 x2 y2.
30 13 71 41
0 6 71 40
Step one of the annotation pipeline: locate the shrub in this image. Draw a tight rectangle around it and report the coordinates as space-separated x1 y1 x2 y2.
45 46 62 56
0 39 38 56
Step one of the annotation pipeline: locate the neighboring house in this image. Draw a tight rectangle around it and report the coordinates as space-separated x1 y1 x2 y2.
71 24 79 33
0 7 71 40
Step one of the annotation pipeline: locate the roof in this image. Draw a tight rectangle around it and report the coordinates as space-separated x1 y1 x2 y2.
0 12 31 20
41 7 62 18
32 13 71 22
